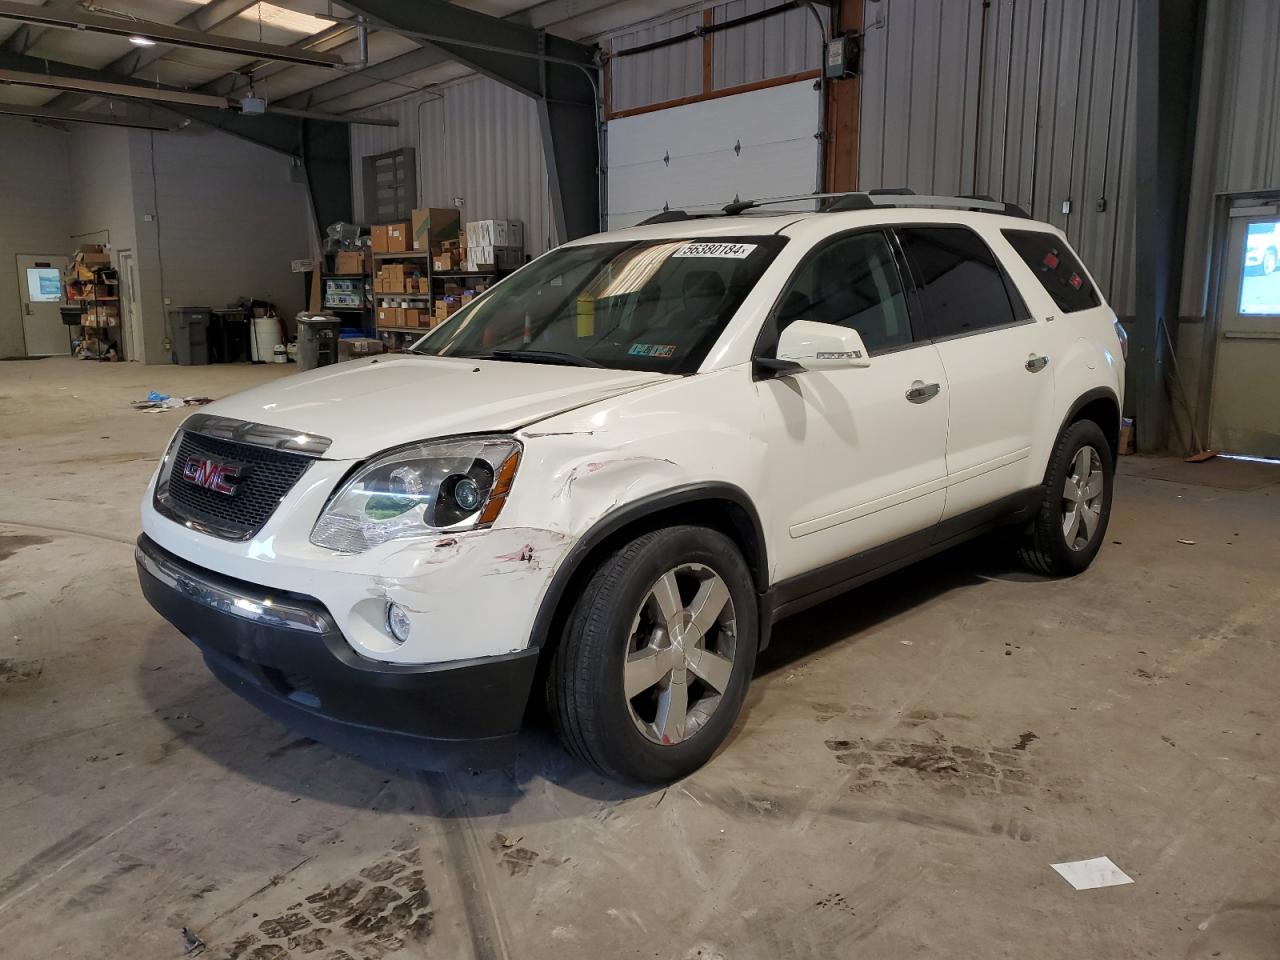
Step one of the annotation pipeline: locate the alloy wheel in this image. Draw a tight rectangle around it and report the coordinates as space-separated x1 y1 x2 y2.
1062 445 1105 551
623 563 737 745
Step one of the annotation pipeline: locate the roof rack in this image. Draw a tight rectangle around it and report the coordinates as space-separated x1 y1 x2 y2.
637 190 1031 225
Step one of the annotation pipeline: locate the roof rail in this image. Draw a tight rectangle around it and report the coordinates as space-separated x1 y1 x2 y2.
641 191 1031 224
823 191 1030 218
638 210 696 224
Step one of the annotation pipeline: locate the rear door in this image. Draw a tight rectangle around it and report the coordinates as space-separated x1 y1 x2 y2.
895 226 1054 520
755 229 950 582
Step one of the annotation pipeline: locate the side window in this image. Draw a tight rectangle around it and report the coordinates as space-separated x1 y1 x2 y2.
763 230 913 356
897 226 1019 339
1002 229 1101 313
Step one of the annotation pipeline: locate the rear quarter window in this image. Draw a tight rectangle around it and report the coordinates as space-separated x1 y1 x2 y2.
1002 230 1101 313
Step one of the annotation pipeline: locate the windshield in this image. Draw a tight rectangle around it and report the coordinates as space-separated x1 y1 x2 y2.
412 236 786 373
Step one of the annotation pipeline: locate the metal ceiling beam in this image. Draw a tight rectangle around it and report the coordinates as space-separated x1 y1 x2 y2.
0 66 232 107
325 0 602 240
0 0 347 67
277 45 443 109
0 0 79 55
47 0 260 111
199 21 356 99
0 45 352 238
0 100 178 130
274 0 627 112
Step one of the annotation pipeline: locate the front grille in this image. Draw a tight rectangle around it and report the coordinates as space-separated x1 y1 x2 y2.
158 430 313 540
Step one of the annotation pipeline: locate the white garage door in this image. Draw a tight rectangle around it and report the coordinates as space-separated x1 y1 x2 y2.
607 79 820 229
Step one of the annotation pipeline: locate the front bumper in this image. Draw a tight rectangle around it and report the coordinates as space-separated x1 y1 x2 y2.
136 535 540 769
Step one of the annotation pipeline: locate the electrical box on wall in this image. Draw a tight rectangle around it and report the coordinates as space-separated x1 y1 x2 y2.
824 34 861 79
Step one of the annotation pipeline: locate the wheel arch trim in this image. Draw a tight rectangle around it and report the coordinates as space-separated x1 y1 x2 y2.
1058 386 1121 457
526 482 770 653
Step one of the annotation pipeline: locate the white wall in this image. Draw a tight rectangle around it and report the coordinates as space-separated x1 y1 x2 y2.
0 119 312 362
140 127 312 344
0 119 74 358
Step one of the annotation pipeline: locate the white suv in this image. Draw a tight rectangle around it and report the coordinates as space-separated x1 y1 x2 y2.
137 194 1126 783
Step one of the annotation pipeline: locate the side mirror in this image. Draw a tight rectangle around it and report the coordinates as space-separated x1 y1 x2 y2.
773 320 872 372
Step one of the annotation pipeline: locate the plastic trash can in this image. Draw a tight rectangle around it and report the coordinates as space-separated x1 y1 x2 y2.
168 307 210 365
296 315 341 371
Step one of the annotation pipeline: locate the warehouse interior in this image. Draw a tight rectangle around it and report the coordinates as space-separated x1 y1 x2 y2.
1 0 1278 958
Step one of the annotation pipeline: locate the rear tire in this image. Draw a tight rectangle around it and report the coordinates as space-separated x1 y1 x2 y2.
546 525 758 784
1019 419 1114 576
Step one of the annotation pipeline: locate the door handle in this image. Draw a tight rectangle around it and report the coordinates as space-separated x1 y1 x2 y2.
1025 354 1050 372
905 380 941 403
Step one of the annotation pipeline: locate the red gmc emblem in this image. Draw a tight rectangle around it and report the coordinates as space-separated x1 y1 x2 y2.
182 456 244 495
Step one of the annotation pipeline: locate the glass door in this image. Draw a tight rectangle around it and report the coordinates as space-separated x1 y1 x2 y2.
1209 213 1280 458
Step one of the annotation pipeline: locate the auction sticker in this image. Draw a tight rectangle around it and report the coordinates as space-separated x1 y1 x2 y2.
672 242 758 259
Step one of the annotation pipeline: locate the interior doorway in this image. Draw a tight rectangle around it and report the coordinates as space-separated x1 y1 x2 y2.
117 249 143 362
15 254 70 356
1209 208 1280 458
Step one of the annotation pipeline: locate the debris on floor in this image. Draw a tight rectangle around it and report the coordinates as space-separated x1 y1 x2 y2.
1050 856 1134 891
131 391 214 412
1177 539 1197 545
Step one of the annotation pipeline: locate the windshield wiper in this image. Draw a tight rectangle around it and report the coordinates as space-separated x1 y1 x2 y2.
469 349 604 368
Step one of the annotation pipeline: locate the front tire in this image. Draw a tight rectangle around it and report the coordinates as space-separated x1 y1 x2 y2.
1019 419 1115 576
546 525 758 783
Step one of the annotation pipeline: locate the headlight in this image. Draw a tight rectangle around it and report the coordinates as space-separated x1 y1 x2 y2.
310 436 522 553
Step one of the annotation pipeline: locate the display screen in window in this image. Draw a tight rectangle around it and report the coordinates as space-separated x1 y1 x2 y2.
1240 221 1280 315
1002 230 1100 314
26 268 61 302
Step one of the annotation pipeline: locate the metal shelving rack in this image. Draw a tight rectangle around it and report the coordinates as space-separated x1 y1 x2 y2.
372 248 506 346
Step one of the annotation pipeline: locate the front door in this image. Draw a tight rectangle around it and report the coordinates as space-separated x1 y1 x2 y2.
1209 212 1280 458
756 229 950 582
895 226 1055 519
15 254 70 356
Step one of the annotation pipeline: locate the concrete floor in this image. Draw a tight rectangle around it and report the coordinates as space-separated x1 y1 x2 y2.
2 357 1279 960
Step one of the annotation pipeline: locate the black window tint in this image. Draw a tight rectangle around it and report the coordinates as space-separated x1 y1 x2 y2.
898 226 1018 339
1002 229 1101 313
763 231 913 356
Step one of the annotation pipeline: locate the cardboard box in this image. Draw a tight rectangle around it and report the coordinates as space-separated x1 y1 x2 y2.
339 337 385 361
412 207 462 252
403 308 423 328
432 252 454 272
334 251 365 274
377 306 404 327
507 221 524 249
372 221 411 253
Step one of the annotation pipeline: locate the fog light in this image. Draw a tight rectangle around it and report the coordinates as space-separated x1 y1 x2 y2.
386 602 411 644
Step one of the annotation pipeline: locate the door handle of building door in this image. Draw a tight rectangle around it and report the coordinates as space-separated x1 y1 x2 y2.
1025 354 1050 372
905 380 941 403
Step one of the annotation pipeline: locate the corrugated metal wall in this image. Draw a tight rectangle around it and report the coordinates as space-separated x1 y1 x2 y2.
348 75 558 254
1180 0 1280 317
606 0 824 114
859 0 1138 316
711 0 824 88
609 10 706 112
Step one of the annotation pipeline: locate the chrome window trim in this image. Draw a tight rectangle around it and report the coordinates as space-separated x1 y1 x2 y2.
182 413 333 458
136 539 328 634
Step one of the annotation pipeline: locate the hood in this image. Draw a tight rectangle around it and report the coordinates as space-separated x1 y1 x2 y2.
196 355 671 460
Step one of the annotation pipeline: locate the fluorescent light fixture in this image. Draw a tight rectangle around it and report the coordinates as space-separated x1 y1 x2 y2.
128 35 156 46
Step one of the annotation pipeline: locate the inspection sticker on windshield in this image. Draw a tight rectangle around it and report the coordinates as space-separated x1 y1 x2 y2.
672 242 758 259
629 343 676 358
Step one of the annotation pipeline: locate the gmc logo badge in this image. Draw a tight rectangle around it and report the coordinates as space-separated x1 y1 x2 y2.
182 456 245 495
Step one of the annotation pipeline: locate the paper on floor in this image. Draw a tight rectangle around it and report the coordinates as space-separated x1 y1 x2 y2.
1051 857 1134 890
